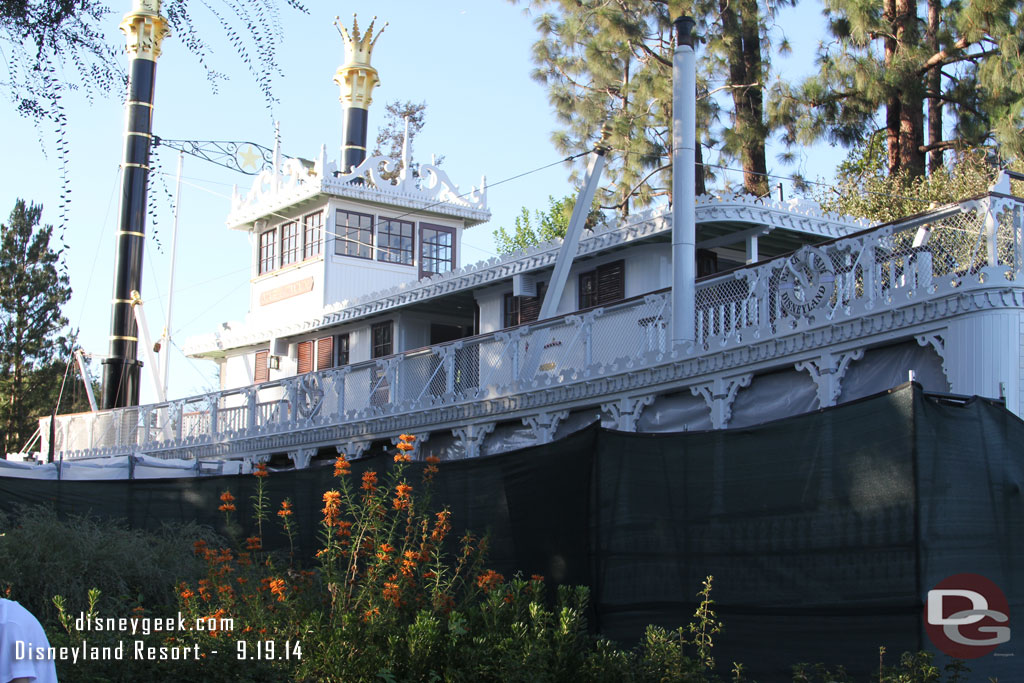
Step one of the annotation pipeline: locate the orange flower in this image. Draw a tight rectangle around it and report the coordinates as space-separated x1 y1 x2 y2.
531 574 545 583
245 536 262 551
399 433 416 442
193 540 208 556
362 606 381 622
269 578 287 602
376 543 394 561
400 550 419 577
393 483 413 510
333 456 351 477
218 490 236 513
383 579 402 606
322 490 342 525
361 470 378 492
253 462 269 478
395 441 414 452
336 520 353 539
180 587 195 601
476 569 504 593
198 579 211 602
431 510 451 542
277 500 293 518
394 452 412 463
425 455 440 464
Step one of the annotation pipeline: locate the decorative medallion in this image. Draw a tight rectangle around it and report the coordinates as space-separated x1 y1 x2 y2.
777 247 835 318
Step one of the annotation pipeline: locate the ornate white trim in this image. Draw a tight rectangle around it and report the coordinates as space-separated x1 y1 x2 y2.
914 331 950 386
600 395 655 432
336 441 370 459
288 447 317 470
795 349 865 408
522 411 570 442
690 374 753 429
453 423 496 459
228 143 489 229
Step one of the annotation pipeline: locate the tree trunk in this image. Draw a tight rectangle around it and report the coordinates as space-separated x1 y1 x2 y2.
927 0 943 174
720 0 769 196
891 0 926 177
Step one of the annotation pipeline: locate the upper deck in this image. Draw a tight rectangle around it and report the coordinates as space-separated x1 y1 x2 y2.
38 188 1024 467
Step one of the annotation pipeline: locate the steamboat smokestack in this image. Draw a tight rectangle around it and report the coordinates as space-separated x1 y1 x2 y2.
101 0 168 409
334 15 385 172
671 15 697 347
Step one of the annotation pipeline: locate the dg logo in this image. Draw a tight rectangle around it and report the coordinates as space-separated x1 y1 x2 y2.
925 573 1011 659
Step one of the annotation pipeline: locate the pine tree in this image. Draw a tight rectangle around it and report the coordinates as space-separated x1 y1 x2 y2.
771 0 1024 178
517 0 788 214
371 100 442 181
0 201 73 454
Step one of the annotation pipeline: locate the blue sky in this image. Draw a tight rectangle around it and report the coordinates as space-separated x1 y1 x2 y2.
0 0 846 405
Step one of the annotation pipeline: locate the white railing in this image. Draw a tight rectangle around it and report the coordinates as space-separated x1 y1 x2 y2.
41 194 1024 459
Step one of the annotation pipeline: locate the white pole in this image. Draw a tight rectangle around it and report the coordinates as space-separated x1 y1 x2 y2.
162 150 183 399
672 16 697 346
538 138 608 321
74 350 99 412
132 292 166 403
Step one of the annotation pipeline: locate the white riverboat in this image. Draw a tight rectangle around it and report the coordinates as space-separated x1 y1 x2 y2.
26 14 1024 477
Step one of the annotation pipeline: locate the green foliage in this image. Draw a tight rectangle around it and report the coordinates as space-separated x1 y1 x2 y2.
771 0 1024 178
517 0 793 210
493 195 602 254
814 136 1022 222
0 506 214 624
0 200 75 453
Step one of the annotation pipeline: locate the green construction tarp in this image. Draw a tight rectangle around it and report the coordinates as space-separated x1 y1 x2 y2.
1 383 1021 680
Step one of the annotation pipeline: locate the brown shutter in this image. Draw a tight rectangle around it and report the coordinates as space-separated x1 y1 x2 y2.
520 282 546 323
316 336 334 371
597 260 625 305
297 341 313 374
254 350 269 383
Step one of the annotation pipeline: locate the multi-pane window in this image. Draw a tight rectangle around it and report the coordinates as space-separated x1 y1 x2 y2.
258 230 277 274
280 221 301 266
336 210 373 259
420 224 455 278
337 333 350 366
371 321 393 358
257 210 323 276
303 211 322 259
578 260 625 309
504 282 546 328
377 218 414 265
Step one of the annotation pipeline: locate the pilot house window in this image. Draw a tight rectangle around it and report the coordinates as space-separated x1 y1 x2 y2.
336 210 373 259
419 224 455 278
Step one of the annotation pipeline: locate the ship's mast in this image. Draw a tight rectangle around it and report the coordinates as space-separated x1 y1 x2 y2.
100 0 168 409
334 15 385 172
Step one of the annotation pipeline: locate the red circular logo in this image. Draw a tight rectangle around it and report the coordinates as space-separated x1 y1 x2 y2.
924 573 1010 659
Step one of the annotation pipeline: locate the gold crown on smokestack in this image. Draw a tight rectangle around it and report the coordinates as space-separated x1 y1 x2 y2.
333 15 386 109
120 0 169 61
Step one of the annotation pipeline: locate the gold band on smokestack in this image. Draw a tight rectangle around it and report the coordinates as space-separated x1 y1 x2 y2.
334 15 386 172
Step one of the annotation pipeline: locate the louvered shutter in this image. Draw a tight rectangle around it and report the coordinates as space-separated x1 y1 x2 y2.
316 336 334 371
596 260 625 305
297 341 313 374
254 350 269 383
520 282 546 323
